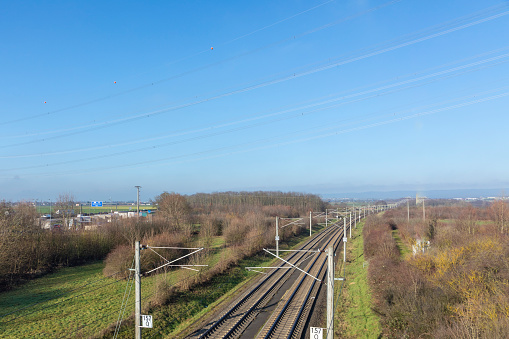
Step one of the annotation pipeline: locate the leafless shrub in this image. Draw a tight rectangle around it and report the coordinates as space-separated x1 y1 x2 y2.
102 244 132 279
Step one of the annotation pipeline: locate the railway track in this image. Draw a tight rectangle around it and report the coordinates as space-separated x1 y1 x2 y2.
257 228 342 338
189 218 346 339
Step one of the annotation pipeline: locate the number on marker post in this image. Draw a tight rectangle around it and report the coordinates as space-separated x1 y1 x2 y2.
140 315 153 328
310 327 323 339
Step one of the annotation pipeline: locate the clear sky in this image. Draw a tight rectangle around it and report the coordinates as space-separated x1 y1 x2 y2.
1 0 509 202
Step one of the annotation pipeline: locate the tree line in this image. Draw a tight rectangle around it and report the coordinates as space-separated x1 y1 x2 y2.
1 191 327 291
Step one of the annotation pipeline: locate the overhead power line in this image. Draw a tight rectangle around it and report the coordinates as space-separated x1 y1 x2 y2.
0 0 338 127
1 51 508 173
3 84 508 180
2 44 508 158
1 2 506 150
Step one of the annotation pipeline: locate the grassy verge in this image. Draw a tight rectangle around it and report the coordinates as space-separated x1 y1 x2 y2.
334 220 382 338
0 225 324 339
391 229 412 258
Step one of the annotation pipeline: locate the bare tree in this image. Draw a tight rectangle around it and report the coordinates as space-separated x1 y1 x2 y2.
153 192 191 230
54 193 77 229
490 199 507 233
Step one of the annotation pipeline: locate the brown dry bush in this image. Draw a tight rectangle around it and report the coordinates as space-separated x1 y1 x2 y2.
223 215 248 247
369 256 451 338
102 244 133 279
367 203 509 338
363 216 399 260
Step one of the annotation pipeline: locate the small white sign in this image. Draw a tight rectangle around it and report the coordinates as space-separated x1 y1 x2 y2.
343 237 347 242
275 236 280 241
310 326 324 339
140 315 153 328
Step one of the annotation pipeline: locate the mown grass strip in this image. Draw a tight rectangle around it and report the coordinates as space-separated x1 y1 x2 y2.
334 221 381 339
391 229 412 259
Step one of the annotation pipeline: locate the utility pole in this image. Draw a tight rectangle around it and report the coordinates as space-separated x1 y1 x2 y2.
325 209 328 227
326 245 334 339
135 186 141 217
343 218 347 262
354 208 357 228
309 211 312 237
407 199 410 223
275 216 279 258
423 198 426 221
349 213 352 238
135 241 141 339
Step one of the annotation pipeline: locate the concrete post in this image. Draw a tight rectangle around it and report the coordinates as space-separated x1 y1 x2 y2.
349 213 352 238
135 241 141 339
309 211 312 237
327 245 334 339
276 216 279 258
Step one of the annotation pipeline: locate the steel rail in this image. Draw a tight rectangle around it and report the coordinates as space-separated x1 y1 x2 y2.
262 214 368 339
260 230 342 338
197 224 339 338
286 235 342 339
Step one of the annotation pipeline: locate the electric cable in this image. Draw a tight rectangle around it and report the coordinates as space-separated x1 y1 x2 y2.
0 0 338 126
2 47 508 170
1 0 502 144
5 82 507 180
113 256 136 339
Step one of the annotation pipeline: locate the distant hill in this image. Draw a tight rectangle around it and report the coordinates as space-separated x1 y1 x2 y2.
320 188 509 200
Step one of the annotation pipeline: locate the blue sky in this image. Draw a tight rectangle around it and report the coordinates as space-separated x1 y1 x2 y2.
1 0 509 202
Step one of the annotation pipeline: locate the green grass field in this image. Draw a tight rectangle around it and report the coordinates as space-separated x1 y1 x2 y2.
36 205 156 215
0 262 129 338
334 220 382 338
0 225 324 339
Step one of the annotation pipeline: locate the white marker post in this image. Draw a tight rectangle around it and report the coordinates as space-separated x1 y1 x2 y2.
311 327 324 339
140 315 153 328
